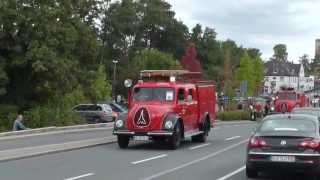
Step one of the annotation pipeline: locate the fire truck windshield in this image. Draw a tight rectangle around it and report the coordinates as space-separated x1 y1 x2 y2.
133 87 175 102
278 93 297 100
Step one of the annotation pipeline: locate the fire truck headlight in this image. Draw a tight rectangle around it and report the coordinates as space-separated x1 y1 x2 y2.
164 121 173 130
115 120 124 128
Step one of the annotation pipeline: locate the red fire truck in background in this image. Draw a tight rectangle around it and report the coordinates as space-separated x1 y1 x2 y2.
274 87 309 113
113 70 216 149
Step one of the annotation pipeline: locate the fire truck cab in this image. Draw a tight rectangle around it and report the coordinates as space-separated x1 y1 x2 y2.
274 87 309 113
113 70 216 149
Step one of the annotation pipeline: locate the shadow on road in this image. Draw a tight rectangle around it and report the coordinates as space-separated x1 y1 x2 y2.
119 140 205 151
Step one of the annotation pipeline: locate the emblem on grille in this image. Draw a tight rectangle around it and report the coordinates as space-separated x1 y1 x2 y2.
281 103 287 113
280 140 287 146
134 108 150 127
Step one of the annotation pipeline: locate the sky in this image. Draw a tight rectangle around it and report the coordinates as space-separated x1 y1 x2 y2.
167 0 320 62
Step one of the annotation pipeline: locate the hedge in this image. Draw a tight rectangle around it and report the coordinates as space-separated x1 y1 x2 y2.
217 110 250 121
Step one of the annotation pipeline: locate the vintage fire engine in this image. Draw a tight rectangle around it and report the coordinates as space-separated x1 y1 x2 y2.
113 70 216 149
274 87 309 113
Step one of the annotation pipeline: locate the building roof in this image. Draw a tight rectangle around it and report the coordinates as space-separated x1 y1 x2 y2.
264 60 301 76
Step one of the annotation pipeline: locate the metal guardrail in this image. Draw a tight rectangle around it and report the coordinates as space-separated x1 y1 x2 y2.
0 123 114 138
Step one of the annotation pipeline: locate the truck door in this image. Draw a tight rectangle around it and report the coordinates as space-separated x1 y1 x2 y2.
177 88 191 131
187 88 198 130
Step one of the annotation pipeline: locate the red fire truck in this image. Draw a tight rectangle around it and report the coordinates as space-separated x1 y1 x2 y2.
274 87 309 113
113 70 216 149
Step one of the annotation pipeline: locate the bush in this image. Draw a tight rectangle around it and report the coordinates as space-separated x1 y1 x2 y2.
217 110 250 121
23 87 87 129
0 104 19 131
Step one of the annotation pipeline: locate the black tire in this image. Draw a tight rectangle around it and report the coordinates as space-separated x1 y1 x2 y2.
246 166 258 178
93 117 101 124
169 122 182 150
192 120 209 143
117 135 129 149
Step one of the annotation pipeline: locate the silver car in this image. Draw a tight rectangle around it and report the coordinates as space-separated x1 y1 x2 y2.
73 104 114 123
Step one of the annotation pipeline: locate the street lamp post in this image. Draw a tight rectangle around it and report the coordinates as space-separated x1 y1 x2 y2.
112 60 119 100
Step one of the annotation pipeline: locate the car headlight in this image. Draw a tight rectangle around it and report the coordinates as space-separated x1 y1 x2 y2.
164 121 173 130
271 107 275 111
115 120 124 128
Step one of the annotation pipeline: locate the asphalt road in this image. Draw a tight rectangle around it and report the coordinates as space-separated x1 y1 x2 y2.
0 122 312 180
0 129 112 151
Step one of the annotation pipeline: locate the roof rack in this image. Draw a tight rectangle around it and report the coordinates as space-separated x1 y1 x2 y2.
140 70 203 82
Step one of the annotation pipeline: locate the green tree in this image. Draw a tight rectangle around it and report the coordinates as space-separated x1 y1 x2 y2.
0 0 101 106
0 61 8 96
235 53 255 96
273 44 288 61
88 65 112 102
299 54 311 76
252 57 264 95
131 49 181 73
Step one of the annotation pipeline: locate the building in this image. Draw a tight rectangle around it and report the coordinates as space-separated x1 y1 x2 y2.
316 39 320 59
263 60 314 95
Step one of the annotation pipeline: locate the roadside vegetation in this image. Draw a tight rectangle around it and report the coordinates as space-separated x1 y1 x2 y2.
0 0 264 131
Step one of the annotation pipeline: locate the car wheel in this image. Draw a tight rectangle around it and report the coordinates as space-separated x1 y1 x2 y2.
93 117 101 124
117 135 129 149
246 166 258 178
169 122 182 150
192 120 209 143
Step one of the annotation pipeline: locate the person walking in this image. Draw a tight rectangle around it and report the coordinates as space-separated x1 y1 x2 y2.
13 114 29 131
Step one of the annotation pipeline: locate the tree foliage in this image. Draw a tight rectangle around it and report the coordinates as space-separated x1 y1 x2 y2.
273 44 288 62
131 49 181 72
235 52 264 96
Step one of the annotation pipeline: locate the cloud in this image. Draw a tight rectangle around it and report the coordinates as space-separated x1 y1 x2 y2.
167 0 320 61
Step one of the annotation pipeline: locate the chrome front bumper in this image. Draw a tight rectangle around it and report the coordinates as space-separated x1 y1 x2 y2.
113 130 173 136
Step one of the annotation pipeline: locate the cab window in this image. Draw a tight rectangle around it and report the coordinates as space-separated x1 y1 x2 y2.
177 88 185 103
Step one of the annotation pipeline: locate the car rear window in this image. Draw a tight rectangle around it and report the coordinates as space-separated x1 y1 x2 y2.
292 109 319 117
259 119 316 136
74 105 102 111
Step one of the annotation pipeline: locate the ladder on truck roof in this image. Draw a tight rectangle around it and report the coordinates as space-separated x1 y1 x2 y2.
140 70 214 85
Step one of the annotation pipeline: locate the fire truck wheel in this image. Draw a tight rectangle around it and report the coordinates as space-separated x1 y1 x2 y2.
169 122 182 150
117 135 129 149
192 120 209 143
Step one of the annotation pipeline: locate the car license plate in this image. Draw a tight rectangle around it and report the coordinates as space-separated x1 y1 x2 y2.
134 136 149 141
270 156 295 162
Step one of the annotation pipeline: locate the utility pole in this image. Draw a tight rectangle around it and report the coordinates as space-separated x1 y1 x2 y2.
112 60 119 100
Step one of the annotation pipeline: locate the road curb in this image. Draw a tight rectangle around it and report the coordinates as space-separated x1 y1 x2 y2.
0 137 117 163
0 123 114 138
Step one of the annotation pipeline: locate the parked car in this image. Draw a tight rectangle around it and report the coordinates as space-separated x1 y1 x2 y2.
73 104 115 123
292 107 320 120
103 101 128 120
246 114 320 179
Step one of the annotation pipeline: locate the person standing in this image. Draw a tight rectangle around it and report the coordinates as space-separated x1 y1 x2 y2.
13 114 28 131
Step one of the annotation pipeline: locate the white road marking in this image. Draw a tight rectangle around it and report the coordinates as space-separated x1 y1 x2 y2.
226 136 241 141
131 154 168 165
189 143 211 150
216 166 246 180
65 173 94 180
141 139 248 180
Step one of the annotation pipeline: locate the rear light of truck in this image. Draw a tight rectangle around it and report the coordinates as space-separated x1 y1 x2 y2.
248 136 268 149
298 139 320 150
